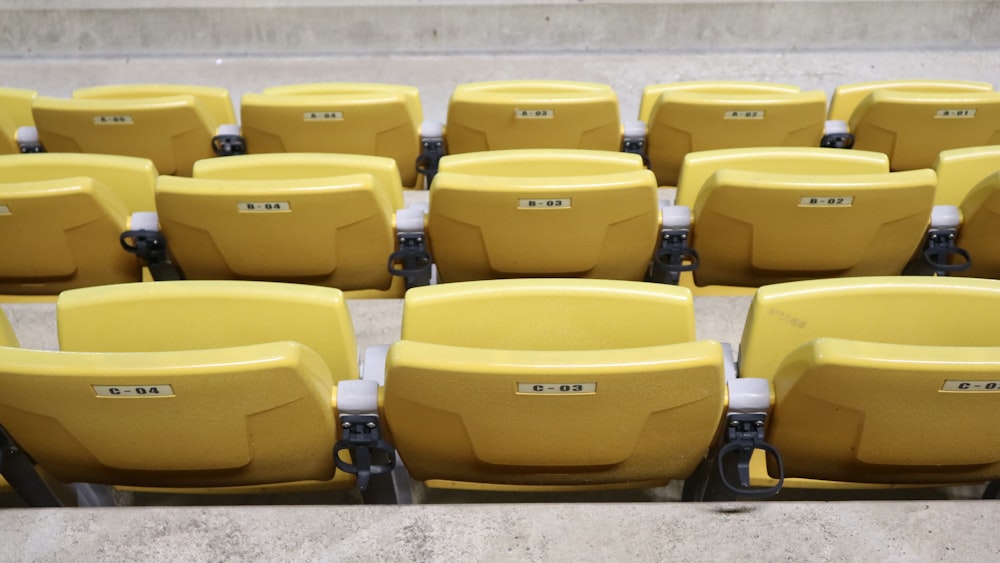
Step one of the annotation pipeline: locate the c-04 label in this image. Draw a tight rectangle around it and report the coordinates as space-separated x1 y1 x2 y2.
93 385 175 397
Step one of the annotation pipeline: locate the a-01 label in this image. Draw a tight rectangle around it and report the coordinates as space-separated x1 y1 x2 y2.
304 111 344 121
93 385 175 397
517 383 596 394
0 204 9 215
941 380 1000 391
518 198 571 209
93 115 134 125
514 109 555 119
238 201 291 212
724 110 765 119
935 109 976 119
799 196 854 207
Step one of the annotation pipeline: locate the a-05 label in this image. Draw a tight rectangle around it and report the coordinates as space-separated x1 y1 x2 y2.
93 115 134 125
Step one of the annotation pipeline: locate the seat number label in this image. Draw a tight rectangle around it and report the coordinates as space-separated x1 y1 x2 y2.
935 109 976 119
93 115 134 125
517 383 596 394
941 380 1000 391
304 111 344 121
799 196 854 207
515 109 555 119
94 385 175 397
519 198 571 209
724 110 765 119
0 204 9 215
238 201 291 212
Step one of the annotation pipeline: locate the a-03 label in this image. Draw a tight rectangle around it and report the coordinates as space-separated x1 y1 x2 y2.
514 109 555 119
93 115 134 125
304 111 344 121
94 385 175 397
238 201 291 212
799 196 854 207
517 383 596 394
518 198 571 209
941 380 1000 391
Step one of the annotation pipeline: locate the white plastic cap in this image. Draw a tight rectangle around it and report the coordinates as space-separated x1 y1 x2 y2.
420 120 444 138
728 378 771 414
931 205 961 229
130 211 159 231
217 124 241 136
396 207 426 233
661 205 692 229
15 126 38 143
337 379 380 417
824 120 849 135
623 120 647 139
361 346 389 385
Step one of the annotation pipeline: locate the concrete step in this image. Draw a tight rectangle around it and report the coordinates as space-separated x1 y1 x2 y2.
1 1 999 57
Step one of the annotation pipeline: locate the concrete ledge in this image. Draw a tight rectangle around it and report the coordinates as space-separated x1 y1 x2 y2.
2 502 999 560
1 1 999 57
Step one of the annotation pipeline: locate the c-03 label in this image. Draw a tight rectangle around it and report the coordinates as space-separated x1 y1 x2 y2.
941 380 1000 391
517 383 596 394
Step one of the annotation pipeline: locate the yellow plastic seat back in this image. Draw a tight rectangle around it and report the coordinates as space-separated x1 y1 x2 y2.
156 174 397 291
833 81 1000 170
428 150 658 282
0 341 340 488
827 79 993 122
0 87 36 154
956 171 1000 279
675 147 891 208
384 279 726 488
0 154 156 295
445 81 622 154
741 277 1000 484
642 82 827 186
32 84 237 176
0 152 157 212
241 83 424 188
690 168 935 287
57 280 359 379
933 145 1000 206
0 176 141 295
192 152 404 211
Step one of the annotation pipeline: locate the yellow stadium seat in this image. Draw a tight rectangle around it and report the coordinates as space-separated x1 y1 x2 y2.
668 147 935 288
241 83 425 188
426 149 661 283
0 87 38 154
934 145 1000 206
739 276 1000 491
640 82 827 186
953 171 1000 279
32 84 244 176
0 281 392 506
0 153 157 296
444 81 622 155
379 279 729 491
828 80 1000 171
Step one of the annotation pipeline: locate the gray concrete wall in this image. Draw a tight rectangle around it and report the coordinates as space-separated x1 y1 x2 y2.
2 1 999 57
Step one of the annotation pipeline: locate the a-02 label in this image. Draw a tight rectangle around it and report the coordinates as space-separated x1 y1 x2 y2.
514 109 555 119
941 380 1000 391
517 383 596 394
93 385 175 397
724 110 765 119
238 201 291 212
